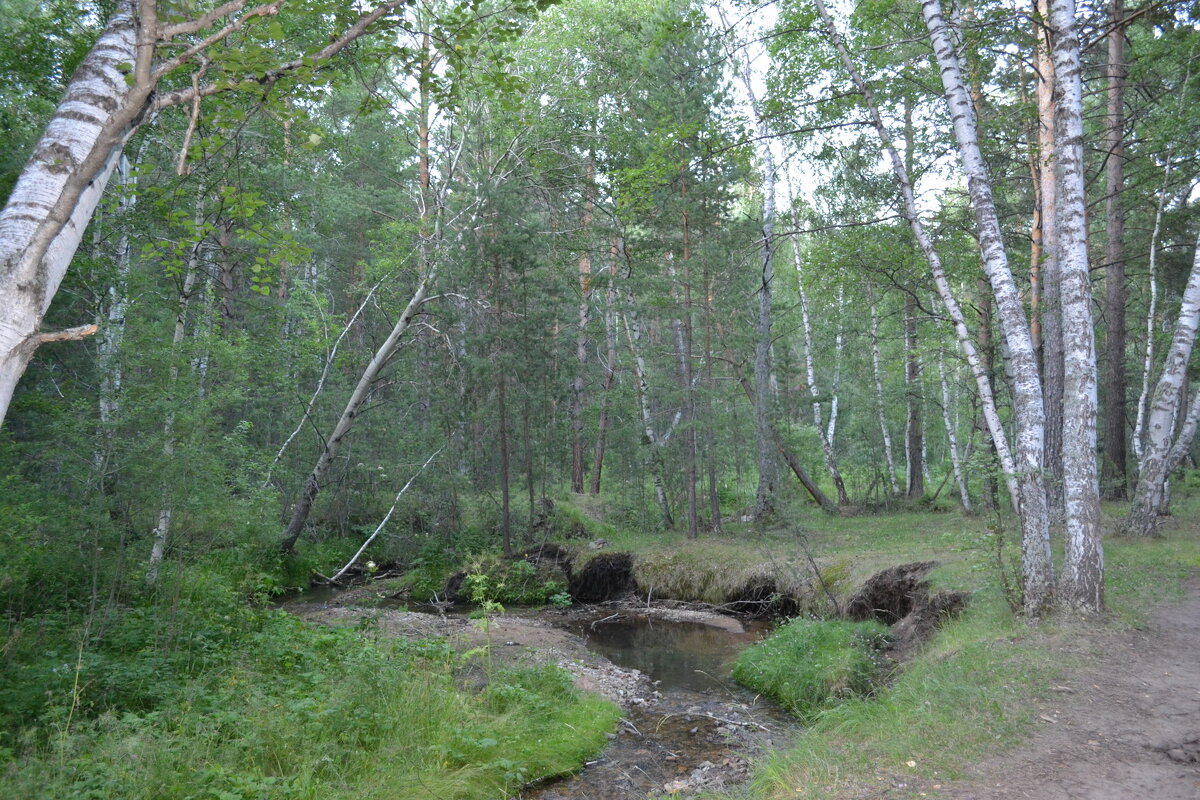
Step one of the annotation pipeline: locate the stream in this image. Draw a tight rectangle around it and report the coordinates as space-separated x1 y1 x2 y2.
283 589 798 798
526 610 797 799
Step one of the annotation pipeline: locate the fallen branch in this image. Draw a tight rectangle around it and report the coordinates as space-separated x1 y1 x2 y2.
328 447 441 583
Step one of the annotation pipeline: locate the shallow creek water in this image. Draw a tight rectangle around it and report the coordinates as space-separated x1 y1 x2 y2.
524 612 797 800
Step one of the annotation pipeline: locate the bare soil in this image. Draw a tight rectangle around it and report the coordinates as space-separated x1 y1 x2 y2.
929 581 1200 800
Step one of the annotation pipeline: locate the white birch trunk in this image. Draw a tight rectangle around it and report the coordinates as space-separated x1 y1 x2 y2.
1166 387 1200 476
1048 0 1103 611
280 272 435 552
939 347 971 511
1133 166 1174 464
827 286 844 445
0 3 144 426
93 150 144 480
716 8 778 518
920 0 1054 613
796 249 848 504
622 306 673 529
1126 236 1200 536
868 282 902 496
146 247 201 587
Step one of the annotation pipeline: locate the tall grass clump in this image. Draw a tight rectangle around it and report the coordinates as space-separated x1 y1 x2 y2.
733 618 891 722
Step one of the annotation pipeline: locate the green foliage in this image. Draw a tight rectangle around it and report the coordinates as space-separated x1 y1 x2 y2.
463 556 568 607
401 545 458 602
0 566 617 800
733 618 892 722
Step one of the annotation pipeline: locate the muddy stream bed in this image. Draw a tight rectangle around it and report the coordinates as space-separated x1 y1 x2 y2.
283 588 799 798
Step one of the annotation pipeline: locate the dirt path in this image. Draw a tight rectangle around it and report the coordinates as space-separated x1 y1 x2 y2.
936 582 1200 800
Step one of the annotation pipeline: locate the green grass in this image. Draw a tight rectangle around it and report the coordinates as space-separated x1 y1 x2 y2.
719 500 1200 800
733 618 892 722
0 574 619 800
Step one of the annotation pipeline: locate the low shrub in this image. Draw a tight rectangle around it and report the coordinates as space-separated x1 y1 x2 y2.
733 617 892 722
462 555 569 607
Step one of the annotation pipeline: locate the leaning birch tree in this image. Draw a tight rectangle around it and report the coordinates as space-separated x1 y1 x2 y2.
0 0 459 429
1125 236 1200 537
812 0 1053 613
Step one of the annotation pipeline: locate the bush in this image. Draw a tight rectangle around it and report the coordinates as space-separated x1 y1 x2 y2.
462 555 569 607
733 618 892 722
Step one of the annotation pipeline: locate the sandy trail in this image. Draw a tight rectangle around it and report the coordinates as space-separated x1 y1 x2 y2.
937 581 1200 800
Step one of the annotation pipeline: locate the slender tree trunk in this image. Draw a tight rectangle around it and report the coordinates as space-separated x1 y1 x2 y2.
827 286 845 446
733 373 835 513
679 172 698 538
1166 386 1200 476
94 152 140 478
721 29 779 520
796 249 849 504
590 245 618 495
868 282 902 495
147 235 202 587
1036 0 1066 516
571 157 594 494
1126 237 1200 536
625 307 674 529
1048 0 1104 611
1100 0 1128 500
498 360 512 556
704 263 722 533
976 279 999 509
280 275 434 552
1134 176 1175 465
939 347 972 511
524 396 534 521
618 236 674 529
904 295 925 498
918 0 1055 613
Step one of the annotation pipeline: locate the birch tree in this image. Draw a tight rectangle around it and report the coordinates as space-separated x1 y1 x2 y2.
811 0 1050 612
0 0 468 429
1125 236 1200 537
1047 0 1103 611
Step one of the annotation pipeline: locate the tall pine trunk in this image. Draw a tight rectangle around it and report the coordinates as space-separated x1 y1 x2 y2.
1100 0 1128 500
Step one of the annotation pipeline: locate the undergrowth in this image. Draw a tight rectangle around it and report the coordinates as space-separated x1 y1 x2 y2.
0 564 617 800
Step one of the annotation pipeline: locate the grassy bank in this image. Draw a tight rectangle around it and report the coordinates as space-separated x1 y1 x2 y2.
0 561 619 800
718 497 1200 800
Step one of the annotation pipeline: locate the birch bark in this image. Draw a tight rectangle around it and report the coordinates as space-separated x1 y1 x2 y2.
717 9 778 519
919 0 1055 612
147 238 202 586
1049 0 1103 611
796 250 848 504
939 348 971 511
1134 168 1176 463
1126 236 1200 537
280 274 435 552
813 0 1041 607
868 281 902 496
